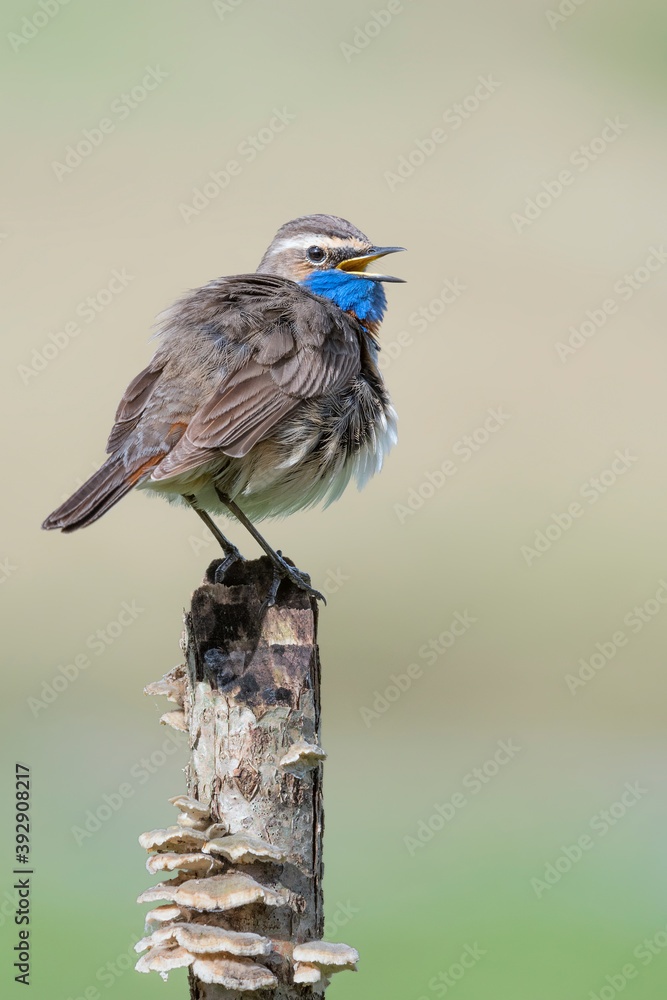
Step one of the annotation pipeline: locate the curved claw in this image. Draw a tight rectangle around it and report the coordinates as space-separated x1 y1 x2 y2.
213 547 244 584
260 551 326 614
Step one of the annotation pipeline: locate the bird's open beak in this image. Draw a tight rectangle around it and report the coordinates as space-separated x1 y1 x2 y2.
337 246 406 283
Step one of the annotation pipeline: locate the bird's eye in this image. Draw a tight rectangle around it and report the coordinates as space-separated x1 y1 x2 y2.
307 245 326 264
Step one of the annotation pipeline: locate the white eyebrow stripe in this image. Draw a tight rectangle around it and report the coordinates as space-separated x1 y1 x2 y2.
268 235 367 255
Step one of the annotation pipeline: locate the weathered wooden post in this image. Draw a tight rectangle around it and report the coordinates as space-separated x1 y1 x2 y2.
134 557 358 997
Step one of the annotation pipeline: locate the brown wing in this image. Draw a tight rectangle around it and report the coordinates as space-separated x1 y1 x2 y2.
152 362 297 476
150 278 361 481
106 364 164 453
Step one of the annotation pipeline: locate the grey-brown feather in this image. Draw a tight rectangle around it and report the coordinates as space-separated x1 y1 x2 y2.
133 275 395 520
43 226 397 531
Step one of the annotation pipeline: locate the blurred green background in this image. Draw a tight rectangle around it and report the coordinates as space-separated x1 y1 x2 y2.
2 1 667 997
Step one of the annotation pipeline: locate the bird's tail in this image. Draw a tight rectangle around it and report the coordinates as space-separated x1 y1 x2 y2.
42 453 161 532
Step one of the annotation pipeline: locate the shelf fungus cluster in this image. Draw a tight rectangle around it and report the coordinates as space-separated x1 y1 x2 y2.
135 792 357 991
138 561 359 995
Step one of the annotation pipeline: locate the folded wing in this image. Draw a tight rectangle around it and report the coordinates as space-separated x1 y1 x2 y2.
150 277 361 481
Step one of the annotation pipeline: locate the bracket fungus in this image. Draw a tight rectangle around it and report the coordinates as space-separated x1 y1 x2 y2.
135 927 180 953
203 832 287 864
292 940 359 979
135 926 277 988
137 875 190 905
145 851 222 876
168 794 212 831
279 738 327 777
175 811 209 830
138 871 288 912
144 903 183 924
203 821 228 839
159 709 187 731
137 922 272 957
139 825 209 853
191 953 278 990
135 943 193 979
293 961 322 984
136 944 278 989
168 795 210 819
144 663 187 705
145 666 188 730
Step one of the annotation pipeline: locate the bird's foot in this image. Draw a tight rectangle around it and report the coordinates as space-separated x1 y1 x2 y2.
213 544 245 584
261 550 326 613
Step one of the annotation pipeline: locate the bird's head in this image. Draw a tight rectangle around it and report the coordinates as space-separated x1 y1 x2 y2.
257 214 405 326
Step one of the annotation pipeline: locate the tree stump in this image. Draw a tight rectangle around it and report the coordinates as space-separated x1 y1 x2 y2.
135 558 358 997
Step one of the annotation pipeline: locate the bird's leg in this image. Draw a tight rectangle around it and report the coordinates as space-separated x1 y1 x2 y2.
214 490 325 610
184 495 245 583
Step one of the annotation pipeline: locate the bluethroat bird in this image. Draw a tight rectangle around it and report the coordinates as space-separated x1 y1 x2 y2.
43 214 405 606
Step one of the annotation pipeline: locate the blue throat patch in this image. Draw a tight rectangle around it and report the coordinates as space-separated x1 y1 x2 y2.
301 269 388 324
